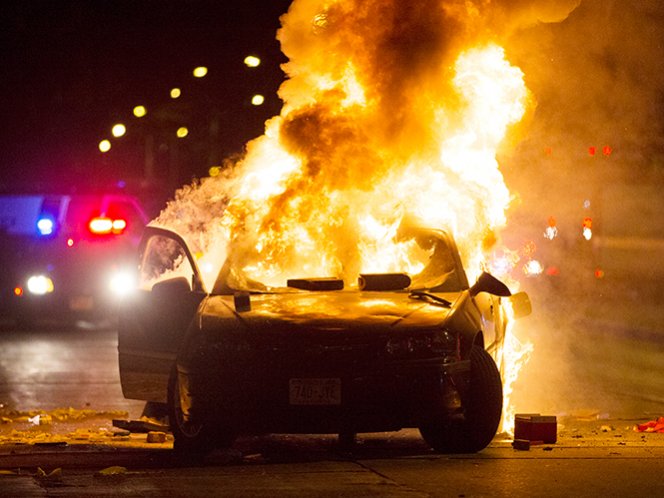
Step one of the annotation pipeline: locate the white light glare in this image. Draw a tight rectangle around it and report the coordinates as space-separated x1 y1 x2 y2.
37 217 55 236
523 260 544 277
27 275 55 295
109 270 136 298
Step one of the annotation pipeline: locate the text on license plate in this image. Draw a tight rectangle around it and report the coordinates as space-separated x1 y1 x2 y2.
289 378 341 405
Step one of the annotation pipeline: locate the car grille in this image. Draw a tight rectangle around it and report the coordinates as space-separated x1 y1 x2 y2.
210 330 383 370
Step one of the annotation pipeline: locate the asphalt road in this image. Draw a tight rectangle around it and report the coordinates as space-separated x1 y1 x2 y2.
1 323 663 497
1 425 663 497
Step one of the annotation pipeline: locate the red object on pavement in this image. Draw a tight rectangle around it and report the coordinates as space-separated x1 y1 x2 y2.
514 414 557 444
635 417 664 433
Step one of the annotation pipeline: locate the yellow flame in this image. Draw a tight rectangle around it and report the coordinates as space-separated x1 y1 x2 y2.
185 43 529 290
498 300 534 434
156 6 534 431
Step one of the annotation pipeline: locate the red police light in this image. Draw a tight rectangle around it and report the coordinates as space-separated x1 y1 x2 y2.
88 217 127 235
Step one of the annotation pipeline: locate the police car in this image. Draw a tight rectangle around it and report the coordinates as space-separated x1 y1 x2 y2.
0 192 149 328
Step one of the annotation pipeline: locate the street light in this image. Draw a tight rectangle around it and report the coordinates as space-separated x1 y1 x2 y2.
244 55 261 68
192 66 208 78
111 123 126 138
133 105 147 118
99 139 111 153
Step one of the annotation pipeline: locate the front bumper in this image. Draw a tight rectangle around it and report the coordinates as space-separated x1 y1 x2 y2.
186 345 470 434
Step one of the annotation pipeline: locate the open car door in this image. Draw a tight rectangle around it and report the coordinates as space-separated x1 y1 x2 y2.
118 226 207 404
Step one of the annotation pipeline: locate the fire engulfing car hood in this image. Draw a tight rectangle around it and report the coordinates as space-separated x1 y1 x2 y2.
199 290 471 333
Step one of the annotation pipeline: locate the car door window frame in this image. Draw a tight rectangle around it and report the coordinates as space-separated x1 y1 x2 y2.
138 226 206 294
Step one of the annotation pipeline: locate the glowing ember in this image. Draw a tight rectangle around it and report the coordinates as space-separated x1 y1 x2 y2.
153 0 576 434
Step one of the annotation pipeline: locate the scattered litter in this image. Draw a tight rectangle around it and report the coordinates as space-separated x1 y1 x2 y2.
36 467 62 482
243 453 267 463
146 431 167 444
512 439 530 451
600 425 614 432
96 466 127 476
94 465 129 481
112 417 169 433
28 414 52 426
634 417 664 433
514 414 557 444
34 441 68 447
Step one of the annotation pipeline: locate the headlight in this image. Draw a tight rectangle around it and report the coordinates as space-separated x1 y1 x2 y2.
26 275 55 295
109 270 136 298
385 330 457 358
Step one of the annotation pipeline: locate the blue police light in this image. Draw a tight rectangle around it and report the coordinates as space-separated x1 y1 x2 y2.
36 216 56 236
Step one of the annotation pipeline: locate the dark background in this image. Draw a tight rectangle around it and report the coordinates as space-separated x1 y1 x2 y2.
1 1 663 213
1 0 292 203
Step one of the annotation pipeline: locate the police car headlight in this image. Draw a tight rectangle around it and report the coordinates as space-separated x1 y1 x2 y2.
109 270 136 298
27 275 55 295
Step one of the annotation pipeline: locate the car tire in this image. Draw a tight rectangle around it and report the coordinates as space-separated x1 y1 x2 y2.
419 344 503 453
167 368 234 455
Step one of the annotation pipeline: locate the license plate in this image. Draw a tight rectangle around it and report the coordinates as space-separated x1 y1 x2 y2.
289 378 341 405
69 295 94 311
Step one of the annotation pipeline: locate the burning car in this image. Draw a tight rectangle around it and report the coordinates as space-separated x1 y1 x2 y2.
118 224 530 454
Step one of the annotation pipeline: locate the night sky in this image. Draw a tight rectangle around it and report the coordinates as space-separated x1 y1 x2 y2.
1 0 293 196
2 1 663 203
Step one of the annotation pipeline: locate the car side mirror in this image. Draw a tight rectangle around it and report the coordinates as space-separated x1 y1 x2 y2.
508 291 532 319
469 272 511 297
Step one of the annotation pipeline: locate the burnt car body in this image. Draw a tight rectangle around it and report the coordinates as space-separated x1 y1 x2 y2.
118 226 530 453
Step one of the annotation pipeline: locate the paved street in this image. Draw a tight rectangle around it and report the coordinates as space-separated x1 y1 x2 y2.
1 424 663 497
1 323 663 496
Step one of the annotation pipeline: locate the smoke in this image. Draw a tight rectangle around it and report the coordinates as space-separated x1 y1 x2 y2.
156 0 580 277
153 1 664 417
500 1 664 417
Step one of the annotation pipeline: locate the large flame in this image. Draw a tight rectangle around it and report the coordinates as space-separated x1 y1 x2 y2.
155 0 554 433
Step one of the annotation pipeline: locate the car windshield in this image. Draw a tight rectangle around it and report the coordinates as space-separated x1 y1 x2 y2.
211 228 465 295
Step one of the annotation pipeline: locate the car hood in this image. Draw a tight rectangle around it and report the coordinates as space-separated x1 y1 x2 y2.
200 290 469 332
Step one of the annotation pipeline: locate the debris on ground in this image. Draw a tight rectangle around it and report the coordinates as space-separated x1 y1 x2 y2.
146 431 167 444
112 417 169 433
1 407 128 424
634 417 664 433
511 439 531 451
0 406 169 447
96 466 128 476
36 467 63 483
514 414 557 444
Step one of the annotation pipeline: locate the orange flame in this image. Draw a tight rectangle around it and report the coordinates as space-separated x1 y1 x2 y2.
156 0 544 433
169 43 529 289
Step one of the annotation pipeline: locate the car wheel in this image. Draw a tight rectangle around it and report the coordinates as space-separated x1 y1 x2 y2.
167 369 234 454
419 344 503 453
